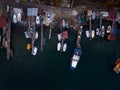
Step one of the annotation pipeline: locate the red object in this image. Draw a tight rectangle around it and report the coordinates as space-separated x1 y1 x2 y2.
0 17 6 27
109 10 117 19
62 31 68 39
115 58 120 65
107 34 116 41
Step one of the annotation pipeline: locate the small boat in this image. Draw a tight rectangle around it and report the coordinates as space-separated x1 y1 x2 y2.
96 28 99 36
92 11 96 20
24 31 29 38
85 30 90 38
113 58 120 74
17 13 21 22
13 14 17 23
91 30 95 39
101 26 105 37
70 48 82 70
57 34 62 41
62 19 65 28
63 43 67 52
36 16 40 25
32 47 38 56
107 25 112 34
57 42 61 51
35 31 38 40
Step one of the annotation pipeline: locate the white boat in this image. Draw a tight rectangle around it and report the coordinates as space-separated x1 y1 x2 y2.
85 30 90 38
101 26 105 37
96 28 99 36
92 11 96 20
13 14 17 23
91 30 95 39
36 16 40 24
70 48 82 70
32 47 38 56
57 34 62 41
17 13 21 22
24 31 29 38
62 19 65 28
57 42 61 51
63 43 67 52
35 31 38 39
107 25 112 34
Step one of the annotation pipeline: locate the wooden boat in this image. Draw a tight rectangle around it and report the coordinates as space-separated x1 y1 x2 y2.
63 43 67 52
57 42 61 51
113 58 120 74
70 48 82 70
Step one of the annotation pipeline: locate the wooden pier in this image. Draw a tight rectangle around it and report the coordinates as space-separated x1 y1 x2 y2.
76 26 83 48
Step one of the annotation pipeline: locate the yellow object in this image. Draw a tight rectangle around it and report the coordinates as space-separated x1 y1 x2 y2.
113 63 120 74
27 44 31 50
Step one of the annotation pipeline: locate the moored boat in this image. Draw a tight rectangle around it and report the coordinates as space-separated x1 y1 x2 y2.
13 14 17 23
57 42 61 51
96 28 99 36
91 30 95 39
70 48 82 70
32 47 38 56
36 16 40 25
85 30 90 38
63 43 67 52
101 26 105 37
107 25 112 34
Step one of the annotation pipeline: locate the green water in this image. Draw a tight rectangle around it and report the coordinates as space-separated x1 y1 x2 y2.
0 24 120 90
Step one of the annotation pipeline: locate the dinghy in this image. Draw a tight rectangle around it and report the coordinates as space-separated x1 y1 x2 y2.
35 31 38 40
63 43 67 52
57 42 61 51
32 47 38 56
92 11 96 20
107 25 112 34
17 13 21 22
13 14 17 23
101 26 105 37
96 28 99 36
36 16 40 24
91 30 95 39
85 30 90 38
57 34 62 41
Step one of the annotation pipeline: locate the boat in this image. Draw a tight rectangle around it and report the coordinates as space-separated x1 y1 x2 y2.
107 25 112 34
57 34 62 41
62 19 65 28
101 26 105 37
57 42 61 51
35 31 38 40
32 47 38 56
85 30 90 38
63 43 67 52
70 48 82 70
91 30 95 39
113 58 120 74
91 11 96 20
36 16 40 25
96 28 99 36
13 14 17 23
17 13 22 22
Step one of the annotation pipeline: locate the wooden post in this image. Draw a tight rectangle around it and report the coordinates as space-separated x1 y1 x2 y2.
7 19 11 60
40 16 43 51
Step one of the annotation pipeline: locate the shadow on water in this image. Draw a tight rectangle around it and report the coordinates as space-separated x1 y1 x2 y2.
0 23 120 90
